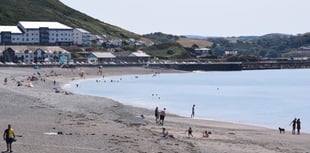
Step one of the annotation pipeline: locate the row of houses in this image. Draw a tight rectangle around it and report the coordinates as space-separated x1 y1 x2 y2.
0 46 71 64
193 48 238 56
0 21 94 46
0 46 150 65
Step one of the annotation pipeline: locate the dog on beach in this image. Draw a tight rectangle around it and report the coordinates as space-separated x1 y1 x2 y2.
278 127 285 134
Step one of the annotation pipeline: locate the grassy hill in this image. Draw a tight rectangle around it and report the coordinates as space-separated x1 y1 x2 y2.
143 42 191 59
0 0 140 39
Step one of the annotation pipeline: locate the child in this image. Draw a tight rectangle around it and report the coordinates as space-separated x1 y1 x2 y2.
203 130 209 138
185 127 193 138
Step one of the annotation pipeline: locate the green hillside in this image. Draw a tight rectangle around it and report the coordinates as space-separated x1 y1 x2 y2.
0 0 140 39
143 42 191 59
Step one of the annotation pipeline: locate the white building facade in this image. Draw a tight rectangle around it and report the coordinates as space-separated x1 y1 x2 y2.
0 21 73 46
73 28 94 46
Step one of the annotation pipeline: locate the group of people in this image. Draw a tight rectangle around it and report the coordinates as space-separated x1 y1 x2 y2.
155 107 166 125
162 126 210 139
155 106 212 139
290 118 301 135
155 104 195 126
161 127 193 139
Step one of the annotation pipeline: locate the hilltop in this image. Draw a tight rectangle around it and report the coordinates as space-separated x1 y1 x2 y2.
0 0 140 39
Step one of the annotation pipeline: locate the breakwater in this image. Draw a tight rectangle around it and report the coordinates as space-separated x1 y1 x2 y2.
148 62 242 71
148 60 310 71
242 60 310 70
1 60 310 71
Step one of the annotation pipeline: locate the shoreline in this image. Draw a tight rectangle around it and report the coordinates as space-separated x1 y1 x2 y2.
1 66 310 153
62 70 307 134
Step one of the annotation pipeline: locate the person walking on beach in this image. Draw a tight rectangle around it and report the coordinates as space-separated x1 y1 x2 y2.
297 118 301 135
191 104 195 118
53 80 56 86
185 127 194 138
159 108 166 126
289 118 297 134
3 124 15 152
155 107 159 124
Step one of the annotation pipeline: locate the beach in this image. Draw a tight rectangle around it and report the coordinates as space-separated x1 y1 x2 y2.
0 66 309 153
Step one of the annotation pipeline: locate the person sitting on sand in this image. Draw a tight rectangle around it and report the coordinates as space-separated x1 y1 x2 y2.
185 127 193 138
203 130 209 138
161 128 175 139
161 128 168 137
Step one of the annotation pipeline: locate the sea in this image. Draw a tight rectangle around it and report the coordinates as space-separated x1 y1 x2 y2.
63 69 310 133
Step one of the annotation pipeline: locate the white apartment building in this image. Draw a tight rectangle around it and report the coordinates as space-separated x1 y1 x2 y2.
0 26 23 44
73 28 94 46
0 21 73 45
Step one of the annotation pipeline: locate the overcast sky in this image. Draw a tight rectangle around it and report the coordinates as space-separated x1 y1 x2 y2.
60 0 309 37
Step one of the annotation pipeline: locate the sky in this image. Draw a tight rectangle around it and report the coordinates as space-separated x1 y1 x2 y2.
60 0 310 37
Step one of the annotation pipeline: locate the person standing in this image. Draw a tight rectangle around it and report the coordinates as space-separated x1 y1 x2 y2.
159 108 166 126
191 104 195 118
3 124 15 152
155 107 159 124
4 77 8 85
297 118 301 135
289 118 297 135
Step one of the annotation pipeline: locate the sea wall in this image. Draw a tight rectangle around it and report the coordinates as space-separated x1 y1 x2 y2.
148 63 242 71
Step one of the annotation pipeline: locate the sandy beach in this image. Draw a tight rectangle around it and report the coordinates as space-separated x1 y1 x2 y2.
0 66 309 153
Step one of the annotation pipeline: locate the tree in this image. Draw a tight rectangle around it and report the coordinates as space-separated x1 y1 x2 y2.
167 50 175 55
191 44 199 49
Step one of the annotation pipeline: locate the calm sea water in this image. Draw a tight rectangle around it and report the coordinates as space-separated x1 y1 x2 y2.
63 69 310 132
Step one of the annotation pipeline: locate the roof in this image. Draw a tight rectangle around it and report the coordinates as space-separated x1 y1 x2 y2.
0 46 70 54
75 28 90 33
195 48 210 51
129 50 150 57
91 52 116 58
18 21 72 30
0 26 22 34
0 46 29 52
